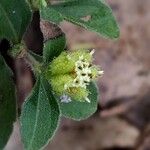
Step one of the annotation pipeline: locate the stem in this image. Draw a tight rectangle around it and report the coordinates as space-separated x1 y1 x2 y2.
46 0 50 5
26 52 42 75
9 42 42 76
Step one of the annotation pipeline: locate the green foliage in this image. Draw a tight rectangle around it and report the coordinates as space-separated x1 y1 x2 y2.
41 0 119 39
20 76 60 150
0 55 16 149
0 0 31 44
43 34 66 63
40 7 63 24
0 0 120 149
58 82 99 120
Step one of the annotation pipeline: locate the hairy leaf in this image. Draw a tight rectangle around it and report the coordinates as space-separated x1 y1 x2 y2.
43 34 66 63
58 82 99 120
0 0 31 43
48 0 119 39
40 6 63 24
20 76 60 150
0 55 16 149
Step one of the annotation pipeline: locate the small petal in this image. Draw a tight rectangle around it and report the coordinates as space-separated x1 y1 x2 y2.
60 94 72 103
98 70 104 76
90 49 95 56
85 97 91 103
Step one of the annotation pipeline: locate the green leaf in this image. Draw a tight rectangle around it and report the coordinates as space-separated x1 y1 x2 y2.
0 55 16 149
58 82 99 121
0 0 31 44
49 0 119 39
43 34 66 63
40 6 63 24
20 76 60 150
40 7 66 63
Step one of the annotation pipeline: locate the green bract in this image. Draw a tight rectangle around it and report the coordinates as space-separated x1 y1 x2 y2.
46 49 103 103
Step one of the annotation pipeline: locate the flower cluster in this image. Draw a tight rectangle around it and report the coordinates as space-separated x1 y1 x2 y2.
46 49 103 103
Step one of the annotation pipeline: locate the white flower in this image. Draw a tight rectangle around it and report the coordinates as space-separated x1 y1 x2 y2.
49 49 103 103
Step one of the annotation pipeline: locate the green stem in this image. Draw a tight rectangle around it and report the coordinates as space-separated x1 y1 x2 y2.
9 42 42 75
46 0 50 5
26 53 42 75
9 43 25 58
